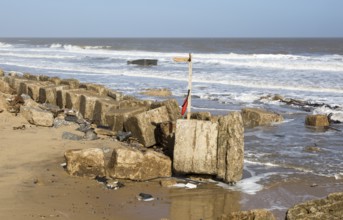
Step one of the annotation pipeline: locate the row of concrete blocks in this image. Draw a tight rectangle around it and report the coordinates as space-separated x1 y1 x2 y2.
0 73 180 147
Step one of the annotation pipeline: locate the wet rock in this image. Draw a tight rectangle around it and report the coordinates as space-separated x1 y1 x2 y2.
217 112 244 183
136 193 154 201
241 108 284 127
62 132 83 140
64 148 106 177
305 114 329 127
140 88 172 97
107 143 172 181
124 106 170 147
225 209 276 220
20 105 54 127
286 192 343 220
53 117 72 128
304 145 321 153
173 119 218 175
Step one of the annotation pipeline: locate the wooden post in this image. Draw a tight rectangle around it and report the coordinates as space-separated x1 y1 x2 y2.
173 53 193 120
187 53 192 120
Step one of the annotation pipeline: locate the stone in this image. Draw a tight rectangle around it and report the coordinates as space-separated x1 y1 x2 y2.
173 119 218 175
217 112 244 183
94 128 116 136
107 144 172 181
225 209 276 220
64 148 105 177
241 108 284 127
286 192 343 220
48 77 62 85
305 114 329 127
19 80 53 101
62 132 83 140
191 112 212 121
64 89 87 111
140 88 172 97
84 130 98 140
105 106 147 132
20 105 54 127
150 99 181 121
22 73 39 81
0 69 4 76
124 106 170 147
160 179 178 187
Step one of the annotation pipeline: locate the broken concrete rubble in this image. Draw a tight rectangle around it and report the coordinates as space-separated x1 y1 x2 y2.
241 107 284 127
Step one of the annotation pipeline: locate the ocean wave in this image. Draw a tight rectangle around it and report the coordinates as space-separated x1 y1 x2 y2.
0 42 12 48
49 43 111 51
313 106 343 122
0 52 76 59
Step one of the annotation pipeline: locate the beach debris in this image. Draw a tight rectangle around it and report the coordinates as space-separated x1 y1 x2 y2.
172 182 198 189
62 132 83 141
60 162 67 168
137 193 154 201
127 59 158 66
310 183 318 187
13 125 26 130
106 180 124 190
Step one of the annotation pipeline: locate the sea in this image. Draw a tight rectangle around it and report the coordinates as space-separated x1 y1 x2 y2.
0 38 342 196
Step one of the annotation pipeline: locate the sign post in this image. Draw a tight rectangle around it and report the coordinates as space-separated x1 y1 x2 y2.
173 53 192 120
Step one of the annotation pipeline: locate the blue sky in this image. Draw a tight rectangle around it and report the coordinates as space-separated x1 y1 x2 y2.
1 0 342 38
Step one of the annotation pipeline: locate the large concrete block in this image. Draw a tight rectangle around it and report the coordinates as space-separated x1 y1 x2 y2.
64 89 87 111
20 105 54 127
65 148 105 178
173 119 218 174
217 112 244 183
39 85 70 105
124 106 170 147
241 108 284 127
61 78 80 89
150 99 181 121
79 83 109 96
19 81 53 101
0 78 15 94
5 77 28 94
105 106 147 132
107 144 171 181
305 114 329 127
92 98 120 126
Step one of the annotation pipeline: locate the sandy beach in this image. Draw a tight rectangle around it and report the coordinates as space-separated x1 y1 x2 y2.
0 90 342 220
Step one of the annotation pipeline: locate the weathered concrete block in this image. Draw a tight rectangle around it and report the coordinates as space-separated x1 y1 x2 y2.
156 121 176 158
0 69 4 77
191 112 212 121
119 99 152 109
217 112 244 183
173 119 218 175
124 106 170 147
64 148 105 178
79 92 104 121
39 85 70 105
19 81 53 101
20 105 54 127
92 98 120 126
305 114 329 127
5 77 28 94
0 78 15 94
49 77 62 85
241 108 284 127
61 78 80 89
79 83 109 96
107 89 124 101
65 89 87 111
105 107 147 132
107 144 171 181
140 88 172 97
150 99 181 121
23 73 39 81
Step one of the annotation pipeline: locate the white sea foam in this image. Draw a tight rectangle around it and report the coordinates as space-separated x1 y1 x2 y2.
0 42 12 48
313 106 343 122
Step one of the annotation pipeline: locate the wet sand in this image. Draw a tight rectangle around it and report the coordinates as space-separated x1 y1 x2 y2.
0 93 342 220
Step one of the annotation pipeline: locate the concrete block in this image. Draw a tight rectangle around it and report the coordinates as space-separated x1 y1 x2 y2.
124 106 170 147
92 98 120 126
217 112 244 183
150 99 181 121
305 114 329 127
173 119 218 174
241 108 284 127
105 106 147 132
39 85 69 105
